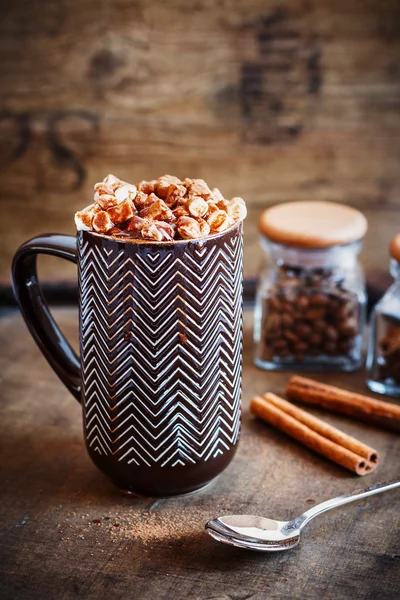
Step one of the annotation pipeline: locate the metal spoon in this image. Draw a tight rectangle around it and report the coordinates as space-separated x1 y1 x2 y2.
205 480 400 552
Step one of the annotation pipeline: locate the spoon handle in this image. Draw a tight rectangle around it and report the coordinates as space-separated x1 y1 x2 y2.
297 480 400 529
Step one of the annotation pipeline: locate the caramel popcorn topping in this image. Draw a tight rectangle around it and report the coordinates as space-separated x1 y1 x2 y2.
74 174 246 241
92 211 113 233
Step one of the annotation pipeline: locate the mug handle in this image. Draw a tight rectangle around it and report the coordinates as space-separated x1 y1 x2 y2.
11 234 81 402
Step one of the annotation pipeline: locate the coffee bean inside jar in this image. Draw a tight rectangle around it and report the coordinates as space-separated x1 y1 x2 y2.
374 319 400 385
254 201 368 372
260 265 360 364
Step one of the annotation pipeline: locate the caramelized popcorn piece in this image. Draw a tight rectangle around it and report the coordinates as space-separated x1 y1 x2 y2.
155 175 182 199
152 221 176 241
115 184 137 204
93 210 114 233
196 218 211 237
74 208 94 231
94 182 114 196
139 198 173 221
134 191 150 208
108 226 123 235
137 180 156 194
216 199 230 212
95 193 118 210
177 216 201 239
187 196 208 218
146 192 162 204
126 215 146 232
165 183 187 207
207 209 234 233
160 222 176 238
206 203 220 216
141 222 164 242
134 192 160 210
107 201 134 225
210 188 224 202
188 178 211 200
172 205 190 219
103 174 122 190
141 221 175 242
227 197 247 222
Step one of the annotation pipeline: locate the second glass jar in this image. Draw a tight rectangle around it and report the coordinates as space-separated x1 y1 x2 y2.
366 233 400 397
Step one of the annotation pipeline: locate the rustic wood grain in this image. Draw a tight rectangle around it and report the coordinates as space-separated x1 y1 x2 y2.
1 0 400 282
0 307 399 599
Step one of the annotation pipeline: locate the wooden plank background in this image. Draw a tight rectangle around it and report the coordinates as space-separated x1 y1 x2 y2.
1 0 400 282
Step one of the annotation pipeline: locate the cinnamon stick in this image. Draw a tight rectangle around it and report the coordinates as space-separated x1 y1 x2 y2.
263 393 378 464
286 376 400 432
250 394 379 476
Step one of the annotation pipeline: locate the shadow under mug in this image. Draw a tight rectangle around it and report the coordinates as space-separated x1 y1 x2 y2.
12 223 244 496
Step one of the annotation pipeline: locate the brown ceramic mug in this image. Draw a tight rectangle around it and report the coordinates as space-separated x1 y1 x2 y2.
12 224 243 496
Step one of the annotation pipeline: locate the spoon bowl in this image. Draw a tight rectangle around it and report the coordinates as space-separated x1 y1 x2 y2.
205 480 400 552
206 515 301 551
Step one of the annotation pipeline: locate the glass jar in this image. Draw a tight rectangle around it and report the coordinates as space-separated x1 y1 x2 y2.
366 234 400 397
253 201 368 372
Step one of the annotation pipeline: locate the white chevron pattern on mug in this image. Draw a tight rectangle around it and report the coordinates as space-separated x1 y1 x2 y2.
78 232 243 467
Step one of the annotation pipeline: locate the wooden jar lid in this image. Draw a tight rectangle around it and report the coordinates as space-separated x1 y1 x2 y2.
259 201 368 248
389 233 400 262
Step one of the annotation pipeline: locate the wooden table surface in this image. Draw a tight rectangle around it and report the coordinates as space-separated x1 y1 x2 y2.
1 307 400 600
